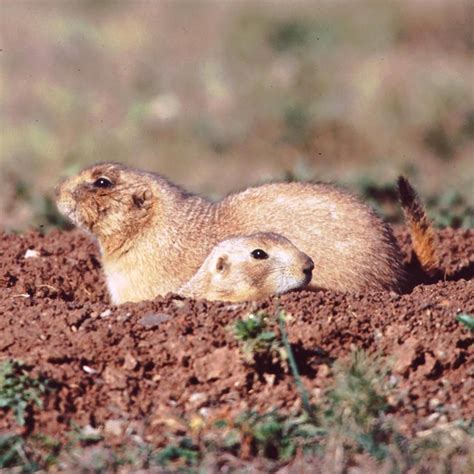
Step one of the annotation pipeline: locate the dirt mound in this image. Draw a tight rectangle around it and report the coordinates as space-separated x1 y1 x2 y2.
0 228 472 446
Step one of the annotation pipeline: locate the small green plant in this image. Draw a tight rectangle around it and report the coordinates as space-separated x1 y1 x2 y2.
277 309 314 417
0 359 52 426
153 437 200 468
232 312 286 364
234 309 314 417
68 423 104 445
426 191 474 229
456 313 474 331
321 350 392 461
233 410 322 460
0 434 30 470
0 433 60 471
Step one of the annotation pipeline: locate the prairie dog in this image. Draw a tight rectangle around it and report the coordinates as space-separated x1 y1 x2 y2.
178 233 314 302
55 162 430 304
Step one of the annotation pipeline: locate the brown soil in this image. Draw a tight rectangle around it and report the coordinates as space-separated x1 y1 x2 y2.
0 227 472 446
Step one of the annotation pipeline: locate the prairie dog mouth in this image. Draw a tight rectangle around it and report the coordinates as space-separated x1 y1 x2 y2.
56 199 79 225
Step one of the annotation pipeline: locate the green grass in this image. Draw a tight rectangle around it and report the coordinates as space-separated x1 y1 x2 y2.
426 191 474 229
1 312 473 471
232 311 287 365
0 433 60 472
1 347 473 472
0 359 52 426
319 349 393 463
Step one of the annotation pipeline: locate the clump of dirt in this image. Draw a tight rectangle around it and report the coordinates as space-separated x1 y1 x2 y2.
0 228 472 445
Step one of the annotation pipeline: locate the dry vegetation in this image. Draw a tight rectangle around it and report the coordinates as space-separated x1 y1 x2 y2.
1 0 473 230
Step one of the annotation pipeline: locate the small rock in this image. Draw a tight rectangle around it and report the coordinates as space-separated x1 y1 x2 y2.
429 398 441 409
318 364 330 378
24 249 40 259
104 419 125 437
100 309 112 318
139 313 171 329
172 298 186 308
189 392 207 404
123 352 138 370
82 365 97 374
117 312 131 322
81 424 101 438
312 388 323 400
263 373 276 386
224 303 246 311
388 375 399 387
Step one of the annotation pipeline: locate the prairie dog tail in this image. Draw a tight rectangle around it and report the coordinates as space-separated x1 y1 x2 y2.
397 176 439 276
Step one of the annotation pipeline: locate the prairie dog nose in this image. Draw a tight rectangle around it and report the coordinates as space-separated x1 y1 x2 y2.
303 257 314 276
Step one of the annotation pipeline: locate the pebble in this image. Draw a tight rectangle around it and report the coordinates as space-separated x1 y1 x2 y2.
24 249 40 259
100 309 112 318
138 313 171 328
104 419 125 437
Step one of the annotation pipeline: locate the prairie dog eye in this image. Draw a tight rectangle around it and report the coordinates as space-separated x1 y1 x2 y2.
93 177 113 188
251 249 269 260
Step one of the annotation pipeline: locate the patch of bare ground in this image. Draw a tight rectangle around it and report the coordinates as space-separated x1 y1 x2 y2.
0 227 472 469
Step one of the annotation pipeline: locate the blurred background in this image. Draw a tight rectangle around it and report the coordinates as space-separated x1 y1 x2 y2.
1 0 473 231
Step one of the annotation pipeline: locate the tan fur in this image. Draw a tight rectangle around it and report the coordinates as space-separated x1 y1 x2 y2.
397 176 439 276
178 233 314 302
56 162 407 304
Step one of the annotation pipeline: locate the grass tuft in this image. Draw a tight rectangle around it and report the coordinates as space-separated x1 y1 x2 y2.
232 312 287 365
0 359 52 426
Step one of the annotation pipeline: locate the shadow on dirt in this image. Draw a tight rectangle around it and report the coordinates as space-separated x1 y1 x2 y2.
404 251 473 293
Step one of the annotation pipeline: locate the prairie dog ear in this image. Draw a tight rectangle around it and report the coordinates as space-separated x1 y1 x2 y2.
132 188 153 209
216 255 230 274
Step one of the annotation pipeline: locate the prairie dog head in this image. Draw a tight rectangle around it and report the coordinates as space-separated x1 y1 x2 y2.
55 162 155 252
180 232 314 302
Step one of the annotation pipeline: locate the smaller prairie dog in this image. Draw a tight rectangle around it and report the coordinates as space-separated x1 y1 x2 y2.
178 233 314 302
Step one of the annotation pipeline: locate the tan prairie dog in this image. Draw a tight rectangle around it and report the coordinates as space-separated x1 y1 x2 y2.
55 162 437 304
178 232 314 302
